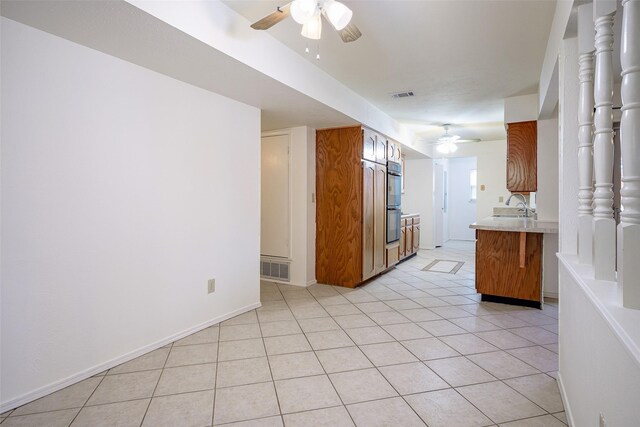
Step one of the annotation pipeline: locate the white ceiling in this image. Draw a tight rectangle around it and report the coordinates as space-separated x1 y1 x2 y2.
223 0 557 142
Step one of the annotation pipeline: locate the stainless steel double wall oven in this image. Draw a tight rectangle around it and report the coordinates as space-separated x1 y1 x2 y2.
386 161 402 243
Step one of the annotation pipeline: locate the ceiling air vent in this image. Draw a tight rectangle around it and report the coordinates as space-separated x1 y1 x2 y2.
391 91 415 99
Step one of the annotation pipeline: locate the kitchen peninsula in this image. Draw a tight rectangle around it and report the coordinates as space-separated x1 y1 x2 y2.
470 217 558 308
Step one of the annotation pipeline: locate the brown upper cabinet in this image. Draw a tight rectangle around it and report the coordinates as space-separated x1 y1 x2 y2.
506 120 537 193
375 133 387 164
363 128 376 162
387 139 402 163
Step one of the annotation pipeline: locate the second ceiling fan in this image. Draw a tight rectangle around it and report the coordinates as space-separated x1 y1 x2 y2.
250 0 362 43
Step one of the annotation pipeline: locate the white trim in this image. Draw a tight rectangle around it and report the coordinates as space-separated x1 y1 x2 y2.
544 291 559 299
0 302 261 413
261 278 311 288
556 371 575 427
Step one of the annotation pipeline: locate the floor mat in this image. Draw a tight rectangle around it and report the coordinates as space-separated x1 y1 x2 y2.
422 259 465 274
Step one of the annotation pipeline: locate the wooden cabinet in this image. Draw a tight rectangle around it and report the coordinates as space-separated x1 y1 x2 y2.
362 161 386 281
374 164 387 273
362 161 376 281
386 139 402 163
375 134 387 164
399 215 419 261
506 121 537 192
316 125 388 287
399 223 407 258
476 230 542 304
363 128 376 162
386 242 400 267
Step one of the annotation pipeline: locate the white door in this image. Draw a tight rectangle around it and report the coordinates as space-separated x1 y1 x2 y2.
261 134 290 258
434 164 444 247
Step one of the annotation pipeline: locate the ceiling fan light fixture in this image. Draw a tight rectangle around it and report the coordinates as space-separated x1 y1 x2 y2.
291 0 317 25
324 0 352 30
301 12 322 39
436 141 458 154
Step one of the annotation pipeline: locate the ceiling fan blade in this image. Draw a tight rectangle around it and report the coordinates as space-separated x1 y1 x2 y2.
250 3 291 30
338 22 362 43
422 138 481 145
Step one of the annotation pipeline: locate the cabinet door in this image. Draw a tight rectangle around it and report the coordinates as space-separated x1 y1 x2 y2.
362 160 376 280
363 128 376 162
407 225 414 255
400 226 406 258
387 140 396 162
376 135 387 164
413 223 420 252
396 144 402 163
506 121 537 192
374 164 387 274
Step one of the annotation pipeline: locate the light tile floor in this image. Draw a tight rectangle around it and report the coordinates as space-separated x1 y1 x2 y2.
1 241 567 426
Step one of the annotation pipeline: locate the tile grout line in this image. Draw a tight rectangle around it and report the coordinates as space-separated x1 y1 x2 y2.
279 283 360 427
137 342 173 427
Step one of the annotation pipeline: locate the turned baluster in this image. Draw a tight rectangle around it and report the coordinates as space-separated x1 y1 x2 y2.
620 0 640 308
592 0 616 281
578 4 595 265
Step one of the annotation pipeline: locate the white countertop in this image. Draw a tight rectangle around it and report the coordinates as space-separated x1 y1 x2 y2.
469 216 559 234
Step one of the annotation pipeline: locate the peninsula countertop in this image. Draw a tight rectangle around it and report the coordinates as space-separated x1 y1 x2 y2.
469 216 559 234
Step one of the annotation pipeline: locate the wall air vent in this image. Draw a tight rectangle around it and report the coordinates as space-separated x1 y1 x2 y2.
260 258 290 282
391 91 415 99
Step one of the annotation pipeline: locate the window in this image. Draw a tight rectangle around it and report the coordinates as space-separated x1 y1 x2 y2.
470 169 477 202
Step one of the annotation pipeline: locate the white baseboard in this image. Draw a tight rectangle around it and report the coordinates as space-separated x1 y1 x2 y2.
263 279 314 288
557 371 574 426
0 301 261 413
544 291 559 299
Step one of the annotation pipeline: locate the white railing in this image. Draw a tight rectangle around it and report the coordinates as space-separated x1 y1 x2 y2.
619 0 640 309
577 0 640 308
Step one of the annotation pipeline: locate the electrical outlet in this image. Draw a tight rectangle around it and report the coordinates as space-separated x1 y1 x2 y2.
499 196 504 203
599 413 606 427
208 279 215 294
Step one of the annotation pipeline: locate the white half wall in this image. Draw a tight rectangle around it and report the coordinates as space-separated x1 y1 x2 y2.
558 256 640 427
403 159 434 249
447 157 477 241
1 18 261 409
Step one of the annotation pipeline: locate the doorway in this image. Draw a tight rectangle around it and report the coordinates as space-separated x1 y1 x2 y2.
433 156 478 245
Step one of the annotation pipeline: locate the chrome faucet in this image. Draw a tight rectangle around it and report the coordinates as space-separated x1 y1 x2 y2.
506 193 533 218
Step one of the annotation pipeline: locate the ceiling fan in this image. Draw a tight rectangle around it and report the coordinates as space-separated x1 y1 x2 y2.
423 124 481 154
250 0 362 43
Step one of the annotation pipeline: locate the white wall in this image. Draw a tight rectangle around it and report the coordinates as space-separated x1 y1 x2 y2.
261 127 316 287
448 157 478 240
558 37 579 254
504 94 539 123
537 116 560 298
1 18 261 410
403 159 434 249
537 117 560 221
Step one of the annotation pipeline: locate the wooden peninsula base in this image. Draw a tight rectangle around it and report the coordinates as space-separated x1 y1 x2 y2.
475 229 543 308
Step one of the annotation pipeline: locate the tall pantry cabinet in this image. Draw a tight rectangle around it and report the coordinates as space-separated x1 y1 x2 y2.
316 126 387 287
